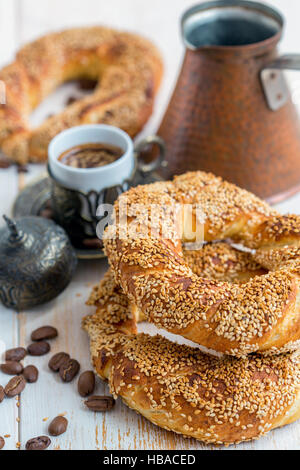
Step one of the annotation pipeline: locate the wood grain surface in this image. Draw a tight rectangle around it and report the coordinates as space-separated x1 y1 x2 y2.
1 0 300 450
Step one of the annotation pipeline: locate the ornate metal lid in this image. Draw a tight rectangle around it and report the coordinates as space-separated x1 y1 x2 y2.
0 215 77 311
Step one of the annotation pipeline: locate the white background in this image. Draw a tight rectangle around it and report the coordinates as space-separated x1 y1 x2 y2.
1 0 300 450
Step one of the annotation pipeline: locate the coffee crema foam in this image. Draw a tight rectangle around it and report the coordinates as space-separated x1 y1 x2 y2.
58 142 124 169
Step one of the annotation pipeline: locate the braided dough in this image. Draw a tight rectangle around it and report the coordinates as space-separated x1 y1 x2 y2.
0 27 163 164
83 266 300 446
104 171 300 357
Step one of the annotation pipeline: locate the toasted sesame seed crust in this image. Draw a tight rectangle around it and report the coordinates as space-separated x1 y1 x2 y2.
0 26 163 163
83 269 300 446
104 171 300 357
183 242 267 283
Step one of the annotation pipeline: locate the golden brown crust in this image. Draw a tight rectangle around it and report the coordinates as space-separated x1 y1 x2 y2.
0 27 163 163
184 242 267 283
104 171 300 357
83 269 300 446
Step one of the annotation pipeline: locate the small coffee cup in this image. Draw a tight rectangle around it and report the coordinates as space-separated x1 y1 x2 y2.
49 125 136 193
48 124 166 249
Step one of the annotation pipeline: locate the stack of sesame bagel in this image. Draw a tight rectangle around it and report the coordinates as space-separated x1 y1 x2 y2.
83 171 300 445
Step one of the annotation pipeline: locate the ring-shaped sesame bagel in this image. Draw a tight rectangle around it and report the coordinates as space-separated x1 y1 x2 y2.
83 268 300 446
104 171 300 357
0 27 163 164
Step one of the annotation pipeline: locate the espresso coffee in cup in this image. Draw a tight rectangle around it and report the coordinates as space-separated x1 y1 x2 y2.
58 142 124 169
48 124 166 249
48 125 136 193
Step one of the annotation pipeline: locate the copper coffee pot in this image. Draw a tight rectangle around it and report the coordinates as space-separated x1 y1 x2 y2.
158 0 300 202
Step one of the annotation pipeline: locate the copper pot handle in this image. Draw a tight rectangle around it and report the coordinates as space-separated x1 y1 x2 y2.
134 135 167 175
261 54 300 111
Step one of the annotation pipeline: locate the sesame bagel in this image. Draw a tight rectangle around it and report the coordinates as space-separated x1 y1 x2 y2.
83 269 300 446
104 171 300 357
0 26 163 164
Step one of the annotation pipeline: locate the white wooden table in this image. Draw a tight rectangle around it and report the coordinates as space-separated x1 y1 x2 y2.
1 0 300 450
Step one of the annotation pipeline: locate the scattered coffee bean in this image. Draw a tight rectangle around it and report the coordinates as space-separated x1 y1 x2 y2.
17 164 28 173
59 359 80 382
0 436 5 450
82 238 103 249
48 416 68 436
0 386 4 403
25 436 51 450
5 347 27 362
31 326 58 342
84 395 115 412
48 352 70 372
4 375 26 397
0 362 23 375
0 155 12 169
27 341 50 356
78 371 95 397
23 365 39 383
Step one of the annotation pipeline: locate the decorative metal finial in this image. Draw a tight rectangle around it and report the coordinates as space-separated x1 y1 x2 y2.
3 215 21 240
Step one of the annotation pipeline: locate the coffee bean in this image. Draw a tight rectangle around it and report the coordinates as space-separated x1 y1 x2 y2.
0 386 5 403
84 395 115 412
25 436 51 450
4 375 26 397
0 362 23 375
48 416 68 436
27 341 50 356
82 238 103 249
31 326 58 342
0 155 12 169
0 436 5 450
78 371 95 397
59 359 80 382
17 165 28 173
48 352 70 372
5 347 26 362
23 365 39 383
